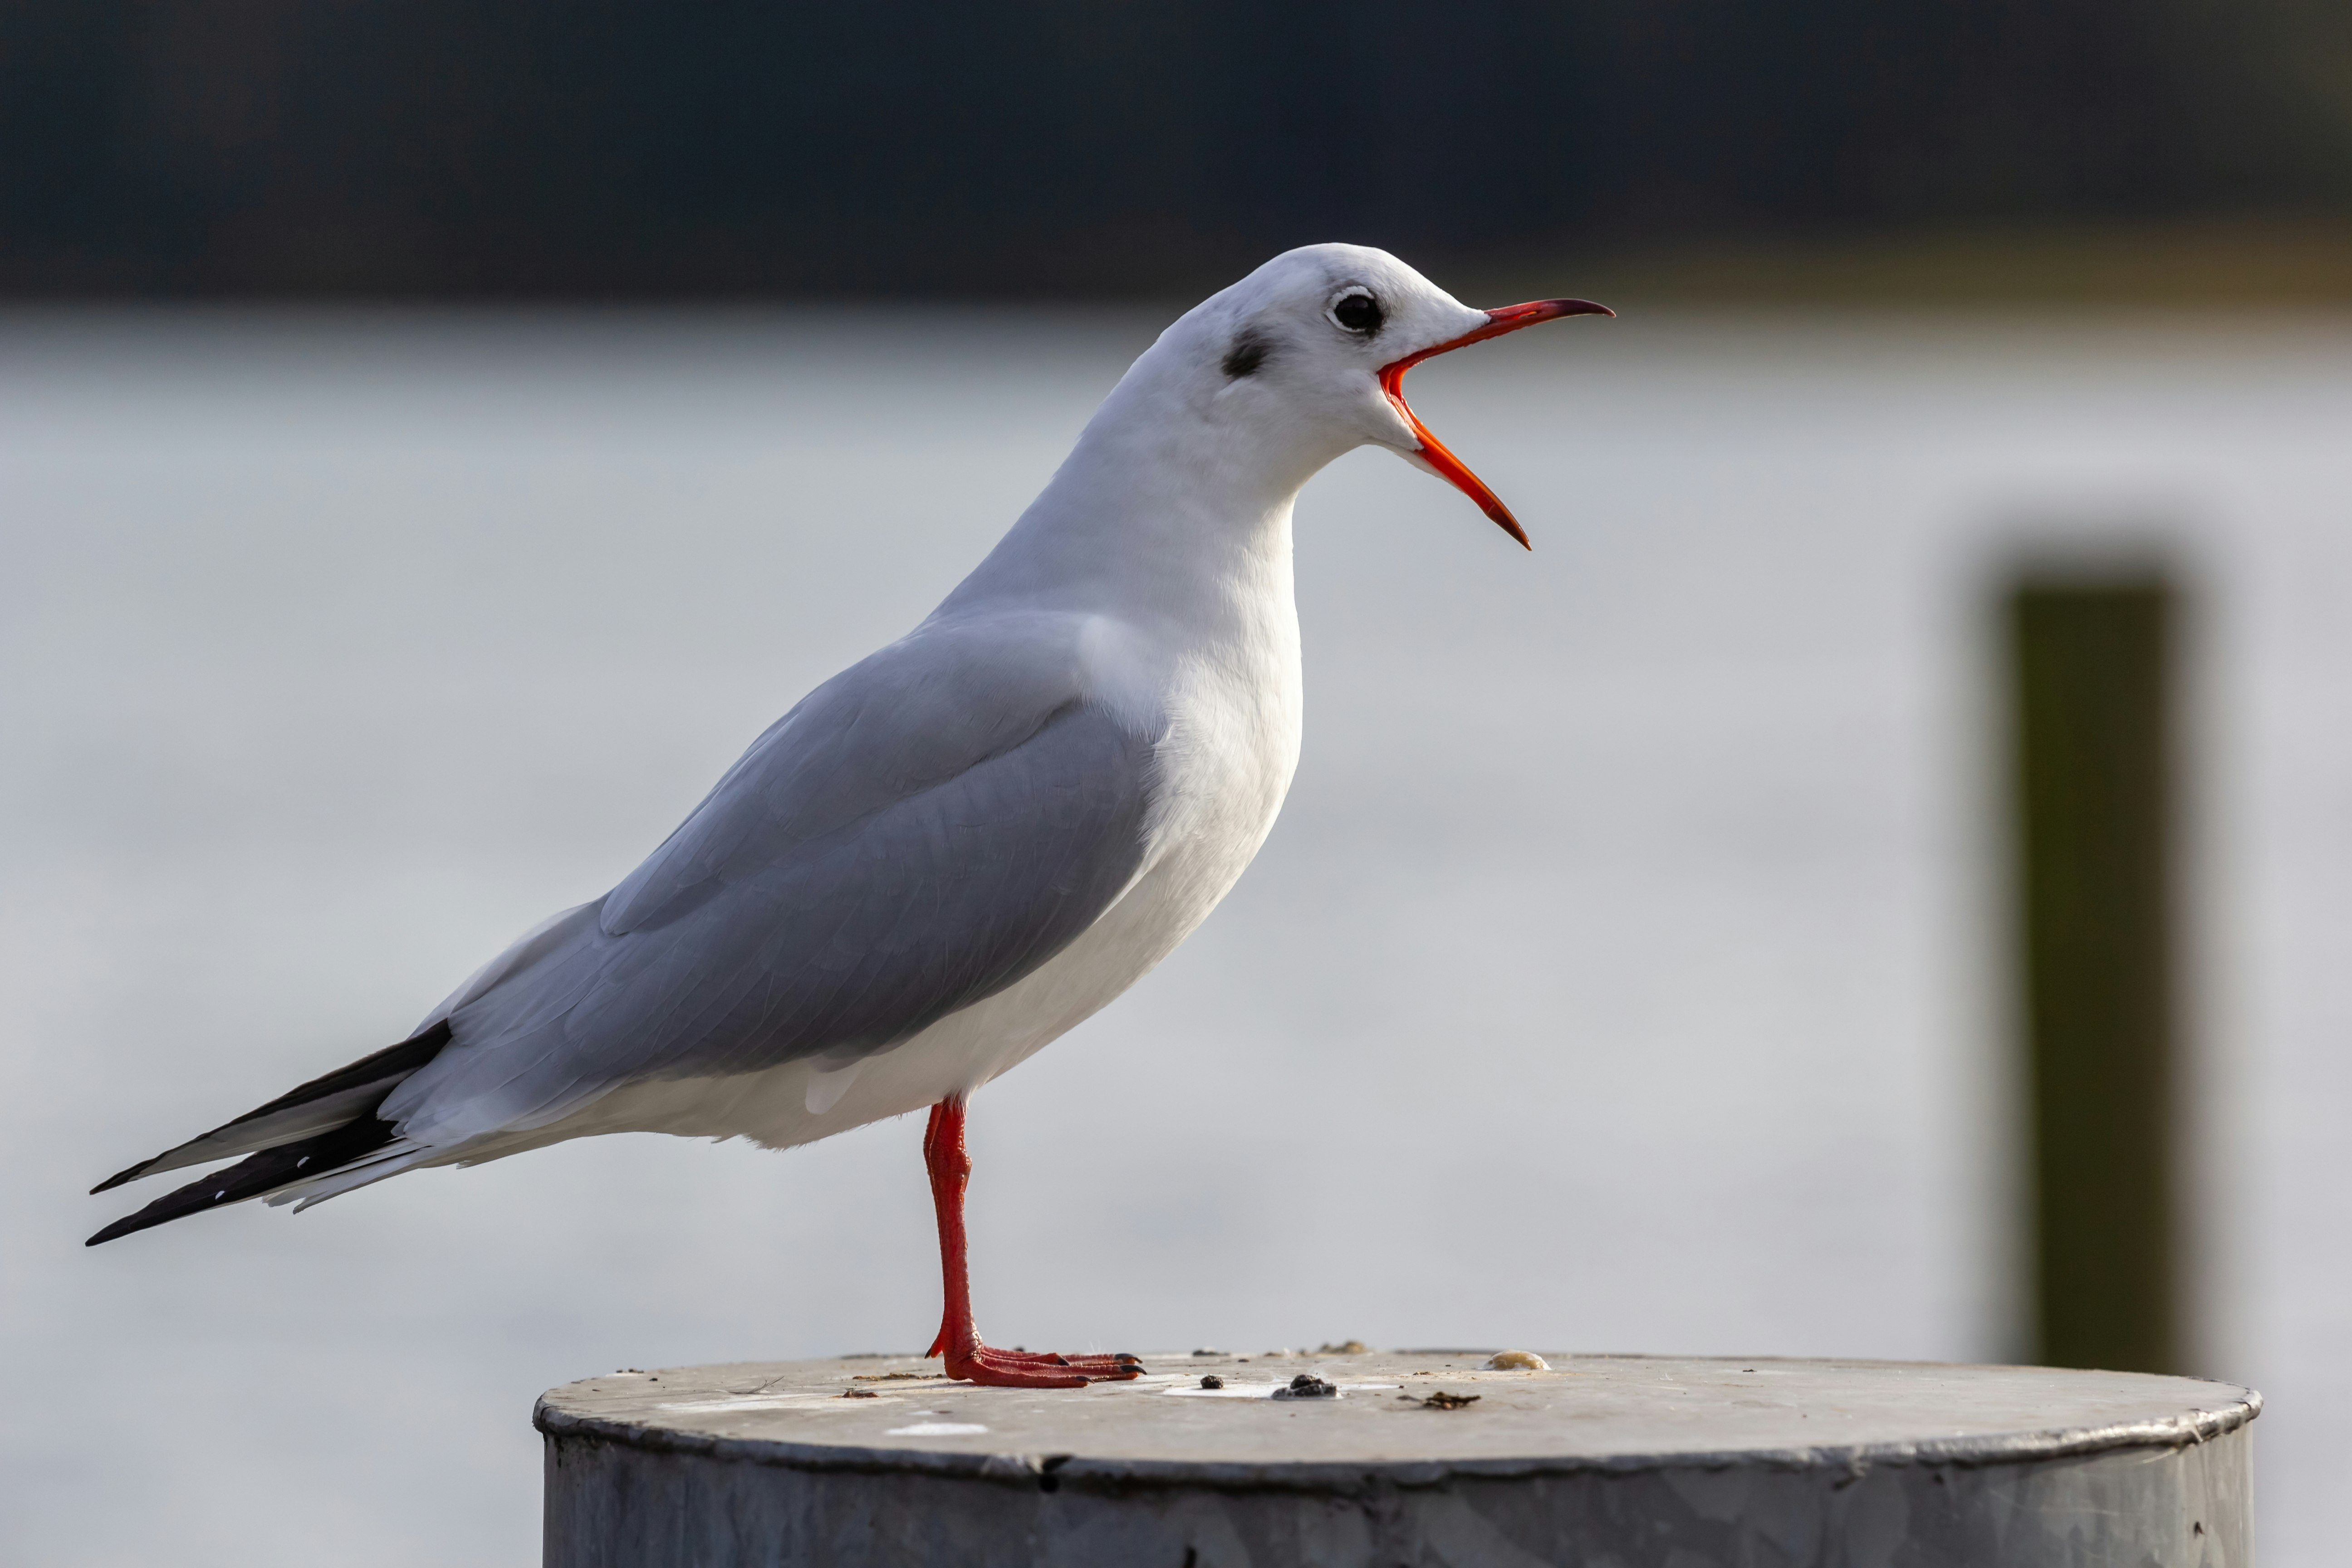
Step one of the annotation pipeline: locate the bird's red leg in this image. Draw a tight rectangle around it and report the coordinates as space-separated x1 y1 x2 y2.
921 1097 1142 1387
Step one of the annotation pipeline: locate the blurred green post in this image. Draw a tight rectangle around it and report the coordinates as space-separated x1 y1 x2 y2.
2007 573 2179 1374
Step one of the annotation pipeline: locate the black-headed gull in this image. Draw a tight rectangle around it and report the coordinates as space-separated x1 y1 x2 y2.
89 244 1608 1387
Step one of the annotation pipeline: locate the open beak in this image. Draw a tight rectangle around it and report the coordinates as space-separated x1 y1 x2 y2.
1379 298 1614 549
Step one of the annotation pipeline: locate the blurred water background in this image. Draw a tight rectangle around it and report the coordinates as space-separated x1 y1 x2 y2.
3 306 2346 1563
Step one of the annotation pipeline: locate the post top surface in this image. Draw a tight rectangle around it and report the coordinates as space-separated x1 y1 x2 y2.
537 1352 2256 1484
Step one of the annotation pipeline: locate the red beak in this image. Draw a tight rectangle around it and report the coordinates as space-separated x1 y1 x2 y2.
1378 298 1614 549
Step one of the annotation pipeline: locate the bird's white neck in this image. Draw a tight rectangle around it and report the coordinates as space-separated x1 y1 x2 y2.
934 329 1346 639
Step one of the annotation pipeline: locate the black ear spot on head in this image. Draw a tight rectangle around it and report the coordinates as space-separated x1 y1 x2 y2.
1222 330 1269 379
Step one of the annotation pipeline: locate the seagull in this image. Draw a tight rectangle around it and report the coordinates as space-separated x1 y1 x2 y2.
88 245 1609 1387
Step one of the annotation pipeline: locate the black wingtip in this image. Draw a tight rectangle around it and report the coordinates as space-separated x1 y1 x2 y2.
87 1020 451 1198
86 1193 203 1246
90 1159 159 1197
86 1166 258 1246
84 1116 399 1246
87 1207 194 1245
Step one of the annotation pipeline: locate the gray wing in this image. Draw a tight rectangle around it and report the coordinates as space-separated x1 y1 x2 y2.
381 617 1157 1146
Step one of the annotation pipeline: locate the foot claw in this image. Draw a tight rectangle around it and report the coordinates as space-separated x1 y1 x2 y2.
942 1343 1144 1387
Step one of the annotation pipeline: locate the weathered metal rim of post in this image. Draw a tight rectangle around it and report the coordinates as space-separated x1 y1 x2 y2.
534 1368 2259 1498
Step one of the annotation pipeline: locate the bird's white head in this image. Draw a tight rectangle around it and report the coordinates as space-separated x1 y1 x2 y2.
1139 243 1612 549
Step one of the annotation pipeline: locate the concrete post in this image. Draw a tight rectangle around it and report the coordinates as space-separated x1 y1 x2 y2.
538 1350 2255 1566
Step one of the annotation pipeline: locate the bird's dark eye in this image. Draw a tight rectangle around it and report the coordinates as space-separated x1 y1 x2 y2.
1332 290 1382 334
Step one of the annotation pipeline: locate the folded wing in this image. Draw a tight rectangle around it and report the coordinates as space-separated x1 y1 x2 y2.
382 615 1159 1147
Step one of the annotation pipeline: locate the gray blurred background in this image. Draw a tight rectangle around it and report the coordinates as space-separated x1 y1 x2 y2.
3 6 2348 1565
